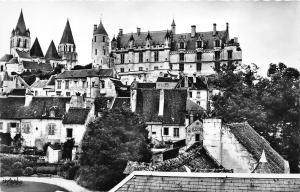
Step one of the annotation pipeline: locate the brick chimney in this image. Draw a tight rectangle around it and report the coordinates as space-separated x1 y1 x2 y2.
158 89 164 116
93 24 97 32
119 29 123 36
137 27 141 36
191 25 196 38
213 23 217 36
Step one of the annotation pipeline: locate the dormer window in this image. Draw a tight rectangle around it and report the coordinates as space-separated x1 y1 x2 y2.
197 41 202 48
49 109 56 117
179 42 185 49
215 40 221 47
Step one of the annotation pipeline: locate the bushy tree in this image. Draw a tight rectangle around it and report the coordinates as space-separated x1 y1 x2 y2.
62 138 75 160
77 108 152 191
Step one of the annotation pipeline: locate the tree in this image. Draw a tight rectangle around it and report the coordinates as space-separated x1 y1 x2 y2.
62 138 75 160
77 108 152 191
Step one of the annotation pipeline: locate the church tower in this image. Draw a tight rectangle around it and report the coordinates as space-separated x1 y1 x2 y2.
92 19 110 69
58 20 78 70
10 10 31 57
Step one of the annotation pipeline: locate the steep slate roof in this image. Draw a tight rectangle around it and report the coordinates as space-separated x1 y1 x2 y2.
94 20 108 36
0 97 71 119
15 10 27 36
56 68 115 79
7 57 19 64
45 41 60 60
226 122 287 173
23 61 53 72
30 38 44 58
111 97 131 110
16 50 31 59
136 89 187 125
0 54 13 62
60 20 75 44
63 107 90 124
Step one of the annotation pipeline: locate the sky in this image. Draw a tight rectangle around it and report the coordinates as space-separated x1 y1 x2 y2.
0 0 299 76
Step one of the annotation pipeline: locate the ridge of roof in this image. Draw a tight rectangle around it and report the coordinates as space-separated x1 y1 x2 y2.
30 38 44 58
60 20 75 44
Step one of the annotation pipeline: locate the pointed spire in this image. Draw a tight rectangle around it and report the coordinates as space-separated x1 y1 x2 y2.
15 9 27 36
45 40 60 60
165 30 170 39
171 19 176 26
146 31 152 40
129 33 135 41
30 38 44 58
60 19 75 44
94 19 108 36
112 35 116 41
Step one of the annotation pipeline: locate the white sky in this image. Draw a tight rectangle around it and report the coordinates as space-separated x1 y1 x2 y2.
0 0 299 76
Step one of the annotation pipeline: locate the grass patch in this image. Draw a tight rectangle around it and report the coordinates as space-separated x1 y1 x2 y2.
1 181 70 192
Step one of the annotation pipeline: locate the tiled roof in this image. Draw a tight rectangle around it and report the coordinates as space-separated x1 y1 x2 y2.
63 107 90 124
7 57 19 64
56 68 115 79
15 10 27 36
30 79 49 88
49 143 61 150
136 89 187 125
23 61 53 72
227 122 287 173
16 50 31 59
94 20 108 36
156 76 179 83
186 99 205 112
30 38 44 58
60 20 75 44
0 54 13 62
0 97 71 119
176 76 208 90
111 97 130 110
45 40 60 60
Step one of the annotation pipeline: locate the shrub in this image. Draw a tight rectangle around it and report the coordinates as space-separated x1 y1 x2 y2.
23 167 34 176
58 161 79 180
36 166 57 175
0 144 14 153
0 154 32 176
12 162 23 176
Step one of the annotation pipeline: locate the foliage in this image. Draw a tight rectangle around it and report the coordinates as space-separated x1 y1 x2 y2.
0 133 13 146
36 166 57 175
12 162 23 176
211 62 300 173
58 161 79 179
62 139 75 160
77 108 152 191
0 154 32 176
23 167 34 176
0 144 14 153
13 134 24 153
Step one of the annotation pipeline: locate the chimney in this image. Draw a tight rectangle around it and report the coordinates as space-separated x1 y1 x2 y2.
24 90 33 107
158 89 164 116
137 27 141 36
189 114 194 124
213 23 217 36
191 25 196 38
93 24 97 32
36 76 40 81
119 29 123 36
226 22 229 32
234 37 238 43
65 103 70 112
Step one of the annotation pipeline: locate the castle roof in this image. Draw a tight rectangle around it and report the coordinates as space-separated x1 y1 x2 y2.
56 68 115 79
0 54 13 62
7 57 19 64
62 107 90 124
16 50 31 59
45 41 60 60
30 38 44 58
171 19 176 26
60 20 75 44
94 20 108 36
15 10 27 36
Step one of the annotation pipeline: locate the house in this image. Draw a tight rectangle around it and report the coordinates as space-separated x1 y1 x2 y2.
47 143 62 163
30 75 55 96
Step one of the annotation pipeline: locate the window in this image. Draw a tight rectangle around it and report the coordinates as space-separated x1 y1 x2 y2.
163 127 169 135
17 38 20 47
0 65 3 72
69 46 71 52
66 92 70 96
180 42 184 49
94 36 96 42
174 128 179 137
101 81 105 88
82 81 86 88
215 62 220 72
67 128 73 138
179 53 184 62
95 49 97 55
215 40 220 47
92 82 95 87
120 54 125 64
103 36 105 42
197 41 202 48
139 67 143 71
56 91 61 96
195 134 200 141
154 66 159 70
74 81 78 86
189 92 192 98
197 52 202 61
196 91 201 98
179 63 184 71
215 51 220 61
34 91 38 96
197 63 202 72
120 68 124 72
154 51 159 62
0 122 3 130
65 80 69 89
48 124 56 135
170 64 173 70
152 132 156 135
24 39 27 48
103 48 106 55
139 52 143 63
228 50 233 60
57 81 61 89
22 123 31 134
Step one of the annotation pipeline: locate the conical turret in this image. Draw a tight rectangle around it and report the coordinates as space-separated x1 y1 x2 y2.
60 19 75 44
45 40 60 60
30 38 44 58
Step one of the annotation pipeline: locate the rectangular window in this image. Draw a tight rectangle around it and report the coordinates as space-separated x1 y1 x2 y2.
57 81 61 89
82 81 86 88
197 63 202 72
189 92 192 98
139 67 143 71
154 66 159 70
48 124 56 135
163 127 169 135
197 41 202 48
180 42 185 49
120 68 124 72
197 91 201 99
34 91 38 96
228 50 233 60
139 52 143 63
174 128 179 137
197 52 202 61
56 91 61 96
215 40 220 47
67 128 73 138
94 36 96 42
22 123 31 134
0 122 3 130
195 134 200 141
121 54 125 64
154 51 159 62
95 49 97 55
152 132 156 135
215 51 220 61
179 63 184 71
66 92 70 96
179 53 184 62
92 82 95 87
101 81 105 88
65 80 69 89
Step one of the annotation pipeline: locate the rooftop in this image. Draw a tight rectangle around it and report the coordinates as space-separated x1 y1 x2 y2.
56 68 115 79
